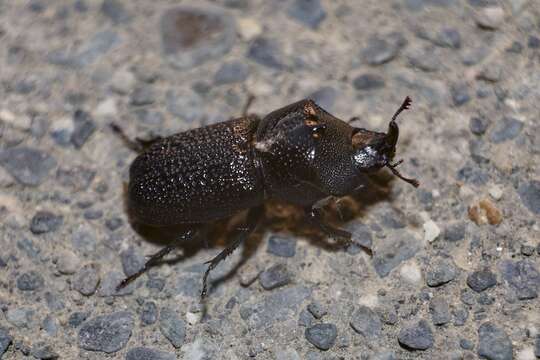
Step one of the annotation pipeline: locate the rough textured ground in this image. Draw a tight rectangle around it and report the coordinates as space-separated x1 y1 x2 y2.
0 0 539 359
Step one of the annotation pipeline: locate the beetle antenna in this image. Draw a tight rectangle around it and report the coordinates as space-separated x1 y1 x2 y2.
386 160 419 187
392 96 412 123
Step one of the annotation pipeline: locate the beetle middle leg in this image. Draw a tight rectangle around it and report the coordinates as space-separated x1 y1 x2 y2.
110 123 163 153
201 206 264 299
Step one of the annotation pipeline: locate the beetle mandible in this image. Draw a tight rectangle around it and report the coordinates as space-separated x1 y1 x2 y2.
112 96 419 298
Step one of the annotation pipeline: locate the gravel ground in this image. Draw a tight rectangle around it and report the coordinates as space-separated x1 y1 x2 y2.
0 0 539 359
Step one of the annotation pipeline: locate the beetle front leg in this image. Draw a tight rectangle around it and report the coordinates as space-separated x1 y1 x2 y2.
305 206 353 246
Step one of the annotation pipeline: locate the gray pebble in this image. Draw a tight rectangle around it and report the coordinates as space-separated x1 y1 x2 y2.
6 307 34 328
159 307 186 348
48 31 119 68
146 277 165 291
105 217 124 231
126 347 175 360
140 301 158 326
372 231 420 277
69 312 89 328
535 336 540 358
345 222 373 254
247 37 285 70
499 260 539 300
0 328 12 357
259 263 291 290
521 244 535 256
432 28 461 48
397 320 434 350
353 74 385 91
298 308 314 327
460 288 476 305
470 116 489 135
101 0 130 24
379 306 398 325
308 86 338 112
130 86 155 106
71 224 97 256
287 0 326 29
30 211 63 234
0 147 56 186
477 322 512 360
17 238 41 259
427 258 458 287
362 34 403 65
166 89 204 123
267 234 297 258
17 271 44 291
456 165 489 186
305 323 337 351
307 301 327 319
460 338 474 350
78 311 134 353
350 305 382 339
517 181 540 215
444 222 466 242
73 263 100 296
120 247 145 278
214 61 249 85
134 109 165 126
467 269 497 292
452 305 469 326
528 35 540 49
489 116 523 143
30 342 59 359
71 110 96 149
83 209 102 220
56 250 80 274
429 297 451 325
451 83 471 106
45 292 65 312
477 293 495 305
56 165 96 190
407 46 441 72
42 315 58 336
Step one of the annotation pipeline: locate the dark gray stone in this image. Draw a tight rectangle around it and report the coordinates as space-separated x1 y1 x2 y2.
298 308 314 327
429 297 451 325
43 315 58 336
126 347 175 360
267 235 297 258
105 217 123 231
362 34 404 65
146 277 165 291
397 320 434 350
161 6 235 70
17 271 44 291
305 323 337 351
83 209 103 220
451 83 471 106
71 110 96 148
470 116 489 136
247 37 285 70
120 247 145 278
0 147 56 186
350 306 382 339
259 263 291 290
159 307 186 348
69 312 89 328
489 117 523 143
134 109 165 126
444 222 466 242
214 61 249 85
456 165 489 186
71 225 97 255
30 342 59 359
307 301 327 319
432 28 461 48
287 0 326 29
17 238 41 259
130 86 155 106
521 244 535 256
353 74 385 91
30 211 63 234
372 231 420 277
0 328 12 357
56 166 95 190
499 260 539 300
6 307 34 328
140 301 158 326
78 312 133 353
345 221 373 255
73 263 100 296
460 288 476 305
467 270 497 293
477 322 512 360
407 46 441 72
535 336 540 358
518 181 540 215
308 86 338 112
477 293 495 305
528 35 540 49
45 292 65 312
452 305 469 326
460 339 474 350
101 0 130 24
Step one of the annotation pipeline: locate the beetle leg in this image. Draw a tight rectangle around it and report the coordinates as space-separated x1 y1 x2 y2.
116 228 198 290
201 206 264 299
242 94 256 117
110 123 163 153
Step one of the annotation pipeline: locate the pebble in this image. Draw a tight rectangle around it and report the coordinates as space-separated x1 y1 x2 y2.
101 0 130 24
247 37 285 70
98 271 134 297
71 224 97 255
17 238 41 260
489 116 523 143
349 305 382 339
214 61 249 85
140 301 158 326
275 348 301 360
528 35 540 49
353 74 385 91
298 308 314 327
307 301 327 319
477 322 513 360
110 68 136 94
451 83 471 107
259 263 291 290
266 234 297 258
305 323 337 351
308 86 338 112
159 307 186 348
237 17 262 41
166 89 204 123
287 0 327 29
460 339 474 350
400 261 422 284
452 305 469 326
72 263 99 295
71 110 96 148
475 6 505 30
429 297 451 325
499 260 539 300
488 185 503 201
397 320 434 350
43 315 58 336
6 307 34 328
433 28 461 48
372 231 420 277
30 211 63 234
160 6 235 69
0 147 56 186
126 347 175 360
130 86 156 106
0 328 12 357
30 342 59 359
56 165 96 191
78 311 134 353
407 46 441 72
423 220 441 242
120 247 145 278
536 337 540 358
517 181 540 215
467 269 497 292
69 312 89 328
444 222 466 242
470 116 489 135
45 292 65 312
94 98 118 118
362 34 404 65
0 109 31 130
17 271 44 291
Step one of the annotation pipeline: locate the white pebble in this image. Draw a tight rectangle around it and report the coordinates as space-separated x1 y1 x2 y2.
489 185 503 201
186 311 201 325
423 220 441 243
110 68 136 94
475 6 505 30
238 17 262 41
516 347 535 360
56 250 80 275
0 109 31 130
400 261 422 285
95 98 118 118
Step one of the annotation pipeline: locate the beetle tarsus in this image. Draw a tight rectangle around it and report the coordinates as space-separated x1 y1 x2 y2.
110 122 163 153
392 96 412 122
386 162 420 188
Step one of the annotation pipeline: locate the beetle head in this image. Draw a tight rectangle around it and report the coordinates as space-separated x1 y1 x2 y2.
351 96 419 187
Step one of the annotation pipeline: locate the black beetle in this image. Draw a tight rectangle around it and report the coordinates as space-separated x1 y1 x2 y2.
112 96 418 298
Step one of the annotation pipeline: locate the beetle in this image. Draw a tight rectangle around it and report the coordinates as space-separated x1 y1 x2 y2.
112 96 419 298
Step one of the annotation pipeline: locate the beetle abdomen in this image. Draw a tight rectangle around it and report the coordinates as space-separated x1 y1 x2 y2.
128 116 264 226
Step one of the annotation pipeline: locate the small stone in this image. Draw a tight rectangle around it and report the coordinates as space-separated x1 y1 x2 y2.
475 6 505 30
130 86 155 106
470 116 489 135
69 312 90 328
72 263 100 296
45 292 65 312
30 342 59 359
499 260 539 300
467 269 497 292
120 247 145 278
427 258 458 287
521 244 535 256
267 234 297 258
477 322 513 360
400 262 422 284
451 83 470 107
517 181 540 215
298 308 314 327
477 63 503 82
429 297 451 325
468 199 503 226
166 89 204 123
461 288 476 305
237 17 262 41
308 86 338 112
101 0 130 24
506 41 523 53
247 37 285 70
71 224 97 255
140 301 158 326
287 0 326 29
43 315 58 336
353 73 385 91
78 311 134 353
452 305 469 326
30 211 63 234
0 328 12 356
423 220 440 242
105 218 122 231
307 301 327 319
98 271 134 296
535 337 540 358
17 271 44 291
372 231 420 277
71 110 96 148
433 28 461 48
0 109 31 130
528 36 540 49
444 222 466 242
488 185 503 201
6 307 34 328
362 34 403 65
0 147 56 186
350 306 382 339
460 339 474 350
259 263 291 290
94 98 118 118
111 68 136 94
126 347 175 360
56 166 95 191
489 117 523 143
159 307 186 348
214 61 249 85
398 320 434 350
407 46 441 72
305 323 337 351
